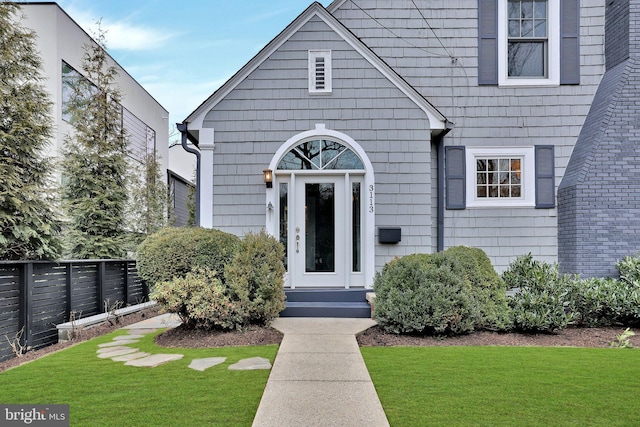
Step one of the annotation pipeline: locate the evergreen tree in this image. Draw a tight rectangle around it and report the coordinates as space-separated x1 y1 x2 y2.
126 151 168 251
0 2 62 260
60 26 128 259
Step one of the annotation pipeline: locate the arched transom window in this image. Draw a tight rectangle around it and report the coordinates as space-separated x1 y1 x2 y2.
277 140 364 170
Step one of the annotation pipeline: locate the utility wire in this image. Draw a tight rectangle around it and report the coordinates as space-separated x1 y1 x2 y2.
347 0 450 58
409 0 454 60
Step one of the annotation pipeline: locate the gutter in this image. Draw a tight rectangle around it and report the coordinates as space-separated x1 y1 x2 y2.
176 122 201 227
435 124 453 252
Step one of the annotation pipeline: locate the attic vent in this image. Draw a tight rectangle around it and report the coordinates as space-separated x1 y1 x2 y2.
309 50 331 94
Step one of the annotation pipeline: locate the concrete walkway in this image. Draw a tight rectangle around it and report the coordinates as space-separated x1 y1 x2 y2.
252 318 390 427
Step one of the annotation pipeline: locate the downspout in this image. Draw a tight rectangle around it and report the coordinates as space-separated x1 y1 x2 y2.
436 124 453 252
176 122 201 227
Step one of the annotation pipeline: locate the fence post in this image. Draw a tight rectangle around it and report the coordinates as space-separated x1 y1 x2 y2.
123 260 130 306
98 261 105 313
18 262 34 351
65 263 72 322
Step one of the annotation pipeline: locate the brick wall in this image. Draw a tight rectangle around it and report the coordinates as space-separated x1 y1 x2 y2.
558 0 640 277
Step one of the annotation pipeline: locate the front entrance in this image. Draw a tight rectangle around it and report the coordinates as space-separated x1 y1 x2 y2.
266 125 375 289
293 176 346 287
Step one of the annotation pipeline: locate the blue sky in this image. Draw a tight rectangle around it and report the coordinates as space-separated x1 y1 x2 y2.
48 0 333 135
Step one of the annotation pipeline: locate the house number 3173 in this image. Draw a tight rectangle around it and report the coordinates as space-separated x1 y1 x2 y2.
368 185 374 213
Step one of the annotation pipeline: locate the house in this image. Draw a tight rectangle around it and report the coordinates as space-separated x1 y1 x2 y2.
181 0 611 292
19 3 169 207
168 143 196 227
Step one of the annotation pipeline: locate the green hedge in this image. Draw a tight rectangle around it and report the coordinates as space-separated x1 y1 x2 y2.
136 227 241 287
373 247 509 336
148 229 286 330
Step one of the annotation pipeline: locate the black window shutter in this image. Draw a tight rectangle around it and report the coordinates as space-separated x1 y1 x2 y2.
560 0 580 85
445 146 466 210
478 0 498 85
535 145 555 208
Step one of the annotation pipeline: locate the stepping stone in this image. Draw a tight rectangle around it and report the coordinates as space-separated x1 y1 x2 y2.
188 357 227 371
97 348 139 359
98 340 139 347
114 334 145 340
97 345 136 354
111 352 151 362
228 357 271 371
124 354 183 367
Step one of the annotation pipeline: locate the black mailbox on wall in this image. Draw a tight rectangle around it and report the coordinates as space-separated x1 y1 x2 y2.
378 227 401 244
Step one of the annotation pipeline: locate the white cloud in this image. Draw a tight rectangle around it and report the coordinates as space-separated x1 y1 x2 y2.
65 6 176 51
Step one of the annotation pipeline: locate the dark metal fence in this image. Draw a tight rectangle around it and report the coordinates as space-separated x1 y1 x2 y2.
0 260 148 362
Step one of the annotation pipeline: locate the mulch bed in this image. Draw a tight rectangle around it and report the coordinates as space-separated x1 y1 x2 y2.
154 324 284 348
356 325 639 348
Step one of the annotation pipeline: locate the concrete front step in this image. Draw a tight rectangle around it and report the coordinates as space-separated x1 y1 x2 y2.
281 289 372 318
281 301 371 318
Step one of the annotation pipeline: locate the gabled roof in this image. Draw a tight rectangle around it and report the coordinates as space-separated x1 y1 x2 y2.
184 2 450 139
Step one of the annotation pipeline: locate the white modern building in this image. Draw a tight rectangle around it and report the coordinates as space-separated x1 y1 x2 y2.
19 2 169 188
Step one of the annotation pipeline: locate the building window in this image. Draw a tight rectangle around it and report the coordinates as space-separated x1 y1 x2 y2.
498 0 559 86
476 157 522 198
277 140 364 170
466 147 535 207
507 0 547 77
308 50 332 94
61 61 97 122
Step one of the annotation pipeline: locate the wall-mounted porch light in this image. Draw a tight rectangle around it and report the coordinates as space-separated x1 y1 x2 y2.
263 169 273 188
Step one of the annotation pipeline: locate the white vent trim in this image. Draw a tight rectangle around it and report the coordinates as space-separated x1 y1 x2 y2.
309 50 332 94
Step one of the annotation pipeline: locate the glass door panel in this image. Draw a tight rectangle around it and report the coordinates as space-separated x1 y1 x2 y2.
305 183 335 272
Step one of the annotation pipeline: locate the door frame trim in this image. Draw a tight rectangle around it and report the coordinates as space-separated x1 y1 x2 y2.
265 124 375 289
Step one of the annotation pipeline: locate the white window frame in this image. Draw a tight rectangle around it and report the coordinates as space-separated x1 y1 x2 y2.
498 0 560 87
308 50 332 94
466 147 535 208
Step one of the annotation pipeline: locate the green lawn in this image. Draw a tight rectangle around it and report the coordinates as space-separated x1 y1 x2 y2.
0 330 278 427
362 346 640 427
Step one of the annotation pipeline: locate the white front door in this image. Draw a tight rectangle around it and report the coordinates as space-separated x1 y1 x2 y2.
292 175 346 287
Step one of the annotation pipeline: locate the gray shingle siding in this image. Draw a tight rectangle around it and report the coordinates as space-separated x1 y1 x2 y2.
203 16 434 267
195 0 607 274
331 0 604 271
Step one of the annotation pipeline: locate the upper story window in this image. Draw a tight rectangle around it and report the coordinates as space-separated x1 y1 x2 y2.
478 0 578 86
507 0 548 78
500 0 559 86
61 61 97 122
61 60 155 164
308 50 332 94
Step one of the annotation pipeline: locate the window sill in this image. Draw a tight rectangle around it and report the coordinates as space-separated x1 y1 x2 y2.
498 78 560 88
465 201 536 208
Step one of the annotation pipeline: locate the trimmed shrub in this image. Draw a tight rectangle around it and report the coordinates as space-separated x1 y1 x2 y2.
136 227 241 287
225 231 286 325
150 268 246 330
503 254 573 332
437 246 512 330
617 254 640 285
569 277 627 327
374 254 477 336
